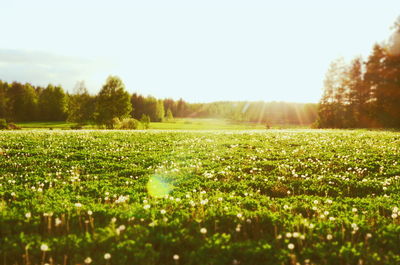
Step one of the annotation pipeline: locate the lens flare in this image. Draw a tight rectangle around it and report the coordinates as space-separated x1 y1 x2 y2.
146 175 173 198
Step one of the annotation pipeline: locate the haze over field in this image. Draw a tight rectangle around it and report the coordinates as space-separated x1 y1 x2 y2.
1 0 399 103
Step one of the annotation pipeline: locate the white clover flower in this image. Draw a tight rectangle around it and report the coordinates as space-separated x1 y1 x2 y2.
173 254 179 260
366 233 372 239
84 257 92 264
237 213 243 218
286 232 292 238
74 202 82 208
200 199 208 205
352 208 358 213
200 228 207 234
326 234 333 240
313 200 319 205
391 213 398 219
25 212 31 219
143 204 151 210
293 232 300 238
288 243 295 250
87 210 93 216
160 209 166 215
104 253 111 260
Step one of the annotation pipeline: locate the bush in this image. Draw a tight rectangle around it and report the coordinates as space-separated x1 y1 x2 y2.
111 117 121 129
140 114 150 129
7 123 21 130
119 118 140 130
0 119 7 130
70 124 83 130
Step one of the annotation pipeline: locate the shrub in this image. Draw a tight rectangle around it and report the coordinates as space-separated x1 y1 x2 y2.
140 114 150 129
70 124 83 130
7 123 21 130
119 118 139 130
0 119 7 130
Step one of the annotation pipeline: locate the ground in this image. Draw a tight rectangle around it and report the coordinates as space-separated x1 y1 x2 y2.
0 129 399 264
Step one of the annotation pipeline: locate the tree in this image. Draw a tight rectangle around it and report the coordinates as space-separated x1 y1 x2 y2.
0 81 8 119
38 84 67 121
317 58 348 128
165 108 174 121
67 81 95 124
140 114 150 129
131 93 146 120
95 76 132 128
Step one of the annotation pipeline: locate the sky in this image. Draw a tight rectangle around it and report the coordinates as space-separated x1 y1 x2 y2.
0 0 399 103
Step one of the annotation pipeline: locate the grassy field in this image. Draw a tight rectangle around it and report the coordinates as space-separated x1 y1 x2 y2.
0 130 399 264
16 119 306 130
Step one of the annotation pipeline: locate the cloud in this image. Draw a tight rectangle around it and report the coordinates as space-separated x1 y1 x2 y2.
0 49 110 91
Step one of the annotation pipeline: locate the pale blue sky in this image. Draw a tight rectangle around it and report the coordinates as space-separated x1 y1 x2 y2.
0 0 399 102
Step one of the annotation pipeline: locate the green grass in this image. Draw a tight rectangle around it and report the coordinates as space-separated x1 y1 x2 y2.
0 130 399 264
16 121 78 129
17 118 307 130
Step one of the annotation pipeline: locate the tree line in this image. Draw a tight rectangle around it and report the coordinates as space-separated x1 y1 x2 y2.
317 19 400 129
0 76 318 128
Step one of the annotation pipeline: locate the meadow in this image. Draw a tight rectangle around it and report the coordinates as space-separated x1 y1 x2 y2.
0 129 399 265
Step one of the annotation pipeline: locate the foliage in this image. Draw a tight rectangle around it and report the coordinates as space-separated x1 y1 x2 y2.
0 130 399 264
0 118 7 129
67 81 96 124
140 114 151 129
95 76 132 129
119 118 140 130
318 18 400 129
38 85 67 121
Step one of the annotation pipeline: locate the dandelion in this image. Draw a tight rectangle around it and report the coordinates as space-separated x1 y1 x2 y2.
286 232 292 238
25 212 31 219
173 254 179 260
313 200 319 205
293 232 300 238
160 209 166 215
104 253 111 260
326 234 333 240
87 210 93 216
55 218 62 226
40 243 49 252
391 213 398 219
352 208 358 213
84 257 92 264
143 204 151 210
74 202 82 208
237 213 243 218
200 228 207 234
288 243 295 250
366 233 372 239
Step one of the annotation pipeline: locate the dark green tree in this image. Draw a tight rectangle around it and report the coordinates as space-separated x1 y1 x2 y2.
95 76 132 128
38 84 67 121
67 81 95 124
